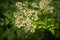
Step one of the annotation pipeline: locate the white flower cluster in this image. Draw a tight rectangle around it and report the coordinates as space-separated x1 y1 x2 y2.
13 2 38 32
39 0 52 9
13 0 54 32
39 0 54 13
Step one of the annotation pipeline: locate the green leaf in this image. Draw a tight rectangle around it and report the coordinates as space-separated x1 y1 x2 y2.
0 18 4 27
4 10 13 19
4 18 9 25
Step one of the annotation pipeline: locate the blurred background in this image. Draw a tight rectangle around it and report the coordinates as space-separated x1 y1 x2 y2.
0 0 60 40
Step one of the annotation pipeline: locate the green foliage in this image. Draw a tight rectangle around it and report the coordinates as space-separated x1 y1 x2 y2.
0 0 60 40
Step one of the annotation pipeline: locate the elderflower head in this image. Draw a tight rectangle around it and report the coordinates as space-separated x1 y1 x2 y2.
13 2 39 33
39 0 52 9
